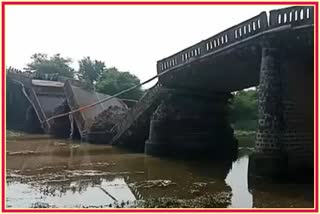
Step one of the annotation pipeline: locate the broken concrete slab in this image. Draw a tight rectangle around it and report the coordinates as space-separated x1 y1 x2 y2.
63 80 128 143
7 72 66 134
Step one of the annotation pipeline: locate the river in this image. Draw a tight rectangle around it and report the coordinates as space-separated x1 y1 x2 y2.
5 133 314 208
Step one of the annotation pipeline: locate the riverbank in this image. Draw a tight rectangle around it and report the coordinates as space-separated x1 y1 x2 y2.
235 130 255 148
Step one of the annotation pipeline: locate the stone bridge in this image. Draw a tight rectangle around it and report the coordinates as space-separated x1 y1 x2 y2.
143 6 314 175
6 6 315 176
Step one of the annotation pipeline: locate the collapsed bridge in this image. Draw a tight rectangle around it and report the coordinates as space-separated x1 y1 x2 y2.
6 72 128 143
6 6 315 176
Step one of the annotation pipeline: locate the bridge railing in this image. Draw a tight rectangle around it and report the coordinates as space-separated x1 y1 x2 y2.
157 12 268 73
157 6 314 75
269 6 314 28
110 83 166 144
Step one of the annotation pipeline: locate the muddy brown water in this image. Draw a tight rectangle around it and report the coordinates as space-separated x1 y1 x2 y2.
6 134 314 208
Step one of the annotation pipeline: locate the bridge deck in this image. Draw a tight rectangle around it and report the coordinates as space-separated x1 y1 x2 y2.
157 6 314 92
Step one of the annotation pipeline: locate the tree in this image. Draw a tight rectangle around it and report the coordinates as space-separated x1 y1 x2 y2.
25 53 74 78
229 89 258 130
96 67 144 100
77 57 106 86
230 89 258 121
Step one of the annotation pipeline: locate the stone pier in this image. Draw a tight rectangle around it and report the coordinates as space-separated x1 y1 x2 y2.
145 90 237 157
253 47 287 176
252 45 313 177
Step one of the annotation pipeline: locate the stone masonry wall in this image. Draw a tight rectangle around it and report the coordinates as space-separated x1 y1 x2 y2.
255 47 313 174
145 91 237 157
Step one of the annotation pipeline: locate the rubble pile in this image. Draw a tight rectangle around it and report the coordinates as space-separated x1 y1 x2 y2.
90 105 128 132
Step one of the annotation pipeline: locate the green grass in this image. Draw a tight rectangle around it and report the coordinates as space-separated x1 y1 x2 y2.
232 119 256 148
235 130 255 148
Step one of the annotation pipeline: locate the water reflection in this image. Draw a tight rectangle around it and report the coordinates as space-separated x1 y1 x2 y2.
6 135 313 208
7 178 136 208
225 155 252 208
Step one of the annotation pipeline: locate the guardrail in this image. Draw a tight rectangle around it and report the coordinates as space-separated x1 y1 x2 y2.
269 6 314 28
110 83 166 144
157 6 314 74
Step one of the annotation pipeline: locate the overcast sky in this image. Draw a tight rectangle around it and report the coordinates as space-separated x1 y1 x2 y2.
6 5 289 88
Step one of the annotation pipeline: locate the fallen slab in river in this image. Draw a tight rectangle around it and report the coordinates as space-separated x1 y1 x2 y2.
6 76 40 132
63 80 128 143
7 72 66 134
31 79 66 133
90 105 127 143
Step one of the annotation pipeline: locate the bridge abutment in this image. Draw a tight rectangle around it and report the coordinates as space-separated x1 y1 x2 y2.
145 91 237 158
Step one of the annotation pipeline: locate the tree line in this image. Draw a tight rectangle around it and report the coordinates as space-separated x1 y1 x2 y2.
21 53 144 100
229 89 258 131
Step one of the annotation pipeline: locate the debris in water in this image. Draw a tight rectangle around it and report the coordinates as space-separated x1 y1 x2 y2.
130 180 176 188
6 151 39 156
53 142 67 147
192 182 208 188
132 192 232 208
91 105 127 132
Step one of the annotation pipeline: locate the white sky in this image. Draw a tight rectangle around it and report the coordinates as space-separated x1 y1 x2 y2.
6 5 289 88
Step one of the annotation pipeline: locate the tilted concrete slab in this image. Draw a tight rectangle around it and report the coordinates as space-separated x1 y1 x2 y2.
30 79 66 134
63 80 128 143
7 72 67 133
